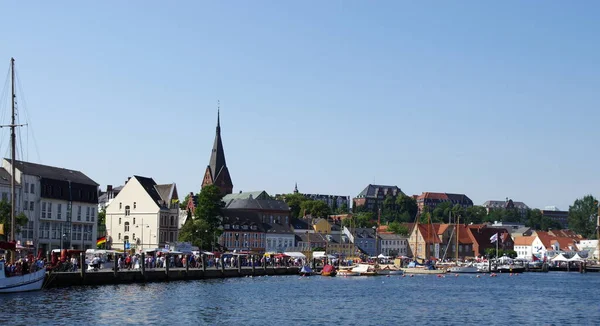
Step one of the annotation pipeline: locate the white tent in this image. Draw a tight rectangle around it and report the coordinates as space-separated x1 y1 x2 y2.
568 253 584 261
284 252 306 259
378 254 390 259
551 253 569 262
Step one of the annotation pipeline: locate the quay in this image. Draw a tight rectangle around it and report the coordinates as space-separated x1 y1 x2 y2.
44 266 302 288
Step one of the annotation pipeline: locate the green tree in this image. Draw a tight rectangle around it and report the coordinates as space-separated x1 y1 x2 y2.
194 185 225 228
0 200 28 240
97 208 106 228
178 218 213 249
276 193 309 218
463 206 487 225
180 193 192 210
387 221 409 235
396 194 418 219
568 195 598 238
432 201 453 223
355 212 375 228
300 200 331 218
338 203 349 214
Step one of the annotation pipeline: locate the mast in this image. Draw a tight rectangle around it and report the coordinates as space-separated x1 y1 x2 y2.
10 57 16 246
455 213 459 263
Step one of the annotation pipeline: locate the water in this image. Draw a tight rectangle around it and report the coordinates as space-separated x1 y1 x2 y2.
1 273 599 325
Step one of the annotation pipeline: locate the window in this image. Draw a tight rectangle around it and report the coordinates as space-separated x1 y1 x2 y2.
118 233 121 240
30 184 34 194
119 202 122 209
224 224 230 229
91 208 95 222
170 216 174 226
29 201 34 211
169 232 174 242
124 235 129 243
47 203 52 219
124 222 130 232
119 217 122 224
133 217 136 225
134 202 136 209
24 200 28 210
125 205 130 216
86 207 90 221
133 233 136 240
41 202 46 218
57 204 61 219
77 205 81 221
2 192 7 202
25 183 29 193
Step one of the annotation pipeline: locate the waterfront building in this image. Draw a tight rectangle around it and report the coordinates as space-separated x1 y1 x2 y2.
541 206 569 228
489 221 534 239
415 192 473 214
344 227 378 257
201 110 234 195
513 236 536 259
105 176 179 251
576 240 599 259
467 225 513 256
408 224 442 259
312 218 332 234
353 184 404 211
378 233 409 257
482 198 529 218
225 197 293 252
1 159 99 253
294 232 327 251
323 233 356 258
530 230 582 258
219 210 265 252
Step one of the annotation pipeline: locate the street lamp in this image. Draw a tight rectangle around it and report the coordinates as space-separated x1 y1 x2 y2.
135 217 150 252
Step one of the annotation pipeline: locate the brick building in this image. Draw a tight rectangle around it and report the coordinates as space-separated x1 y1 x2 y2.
415 192 473 213
353 184 404 211
201 109 233 195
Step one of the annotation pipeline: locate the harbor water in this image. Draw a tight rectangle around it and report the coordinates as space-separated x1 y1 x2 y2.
1 272 599 325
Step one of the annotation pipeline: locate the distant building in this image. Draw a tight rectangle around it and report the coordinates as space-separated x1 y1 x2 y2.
223 191 270 206
353 184 404 211
275 183 350 212
482 198 529 217
201 110 233 195
105 176 179 251
415 192 473 213
489 221 534 239
219 210 265 252
378 233 409 257
2 159 99 253
541 206 569 228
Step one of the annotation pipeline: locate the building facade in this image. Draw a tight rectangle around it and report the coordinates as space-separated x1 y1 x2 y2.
353 184 404 211
105 176 179 251
2 159 99 253
416 192 473 213
541 207 569 228
482 198 529 217
201 110 233 195
378 233 409 257
220 210 266 252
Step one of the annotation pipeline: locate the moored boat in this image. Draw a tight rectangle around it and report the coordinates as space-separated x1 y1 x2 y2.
300 265 313 276
321 264 336 276
376 265 404 275
448 265 480 273
0 260 46 293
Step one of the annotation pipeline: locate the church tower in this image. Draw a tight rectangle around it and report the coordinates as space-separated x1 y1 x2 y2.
201 106 233 195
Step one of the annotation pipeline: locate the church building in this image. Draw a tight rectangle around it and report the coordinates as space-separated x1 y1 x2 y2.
202 109 234 195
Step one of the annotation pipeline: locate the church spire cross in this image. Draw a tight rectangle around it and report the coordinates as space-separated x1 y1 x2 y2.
217 100 221 133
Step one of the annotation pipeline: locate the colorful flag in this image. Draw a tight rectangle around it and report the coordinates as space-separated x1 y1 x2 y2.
490 233 498 243
96 236 107 246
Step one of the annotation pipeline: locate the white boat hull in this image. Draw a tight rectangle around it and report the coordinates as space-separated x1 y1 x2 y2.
0 269 46 293
448 266 480 273
377 269 404 275
337 270 360 276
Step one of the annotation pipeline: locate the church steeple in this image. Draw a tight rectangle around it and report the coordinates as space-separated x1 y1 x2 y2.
294 182 298 194
202 102 233 195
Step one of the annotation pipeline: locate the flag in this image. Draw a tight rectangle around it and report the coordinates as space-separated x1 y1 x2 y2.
490 233 498 243
97 236 107 246
532 254 539 262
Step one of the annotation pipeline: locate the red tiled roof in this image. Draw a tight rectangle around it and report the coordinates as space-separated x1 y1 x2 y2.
514 236 535 246
548 229 582 239
417 224 442 243
551 237 578 251
456 224 474 244
417 192 449 201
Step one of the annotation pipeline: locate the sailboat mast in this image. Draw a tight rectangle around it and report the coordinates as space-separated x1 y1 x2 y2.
10 58 16 245
455 214 459 263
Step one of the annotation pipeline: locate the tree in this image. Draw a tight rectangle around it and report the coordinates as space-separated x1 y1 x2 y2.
568 195 598 238
97 208 106 228
387 221 409 235
180 193 192 210
194 185 225 228
354 212 376 228
300 200 331 219
276 193 309 219
0 200 28 240
463 206 487 225
396 194 418 219
178 218 213 249
338 203 349 214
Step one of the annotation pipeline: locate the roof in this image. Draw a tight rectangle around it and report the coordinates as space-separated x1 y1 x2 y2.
536 231 582 249
290 218 311 230
455 225 474 244
356 184 403 198
354 228 376 239
548 229 581 239
0 168 15 186
225 198 290 211
513 236 536 246
262 220 294 234
297 232 327 243
416 192 473 204
132 176 166 207
8 159 98 186
378 233 407 240
154 184 173 203
223 191 269 203
468 226 512 247
416 224 442 243
482 200 529 209
220 210 265 232
207 111 232 188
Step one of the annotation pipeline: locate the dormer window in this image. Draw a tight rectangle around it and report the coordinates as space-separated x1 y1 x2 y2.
224 224 230 229
233 225 239 230
242 225 248 230
251 225 257 230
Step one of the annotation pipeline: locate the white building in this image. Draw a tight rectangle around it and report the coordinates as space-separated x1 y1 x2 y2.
378 233 409 257
97 184 123 212
2 159 99 253
576 240 599 259
105 176 179 251
513 236 535 260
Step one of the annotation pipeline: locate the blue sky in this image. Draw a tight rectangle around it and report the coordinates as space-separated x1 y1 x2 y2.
1 1 598 210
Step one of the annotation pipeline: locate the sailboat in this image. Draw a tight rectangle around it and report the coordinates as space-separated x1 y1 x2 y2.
400 212 446 275
448 214 479 274
0 58 46 293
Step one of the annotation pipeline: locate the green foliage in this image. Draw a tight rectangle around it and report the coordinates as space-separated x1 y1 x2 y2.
387 221 409 235
194 185 225 228
178 218 214 250
526 208 562 231
178 185 225 250
180 193 191 210
463 206 487 225
568 195 598 239
0 200 28 240
276 193 309 219
380 194 418 224
300 200 331 219
342 212 376 228
485 248 517 259
337 203 349 214
97 208 106 228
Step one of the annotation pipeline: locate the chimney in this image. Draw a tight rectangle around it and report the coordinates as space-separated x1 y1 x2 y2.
189 192 194 197
107 185 113 199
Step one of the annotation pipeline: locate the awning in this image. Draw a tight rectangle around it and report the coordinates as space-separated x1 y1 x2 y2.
284 252 306 259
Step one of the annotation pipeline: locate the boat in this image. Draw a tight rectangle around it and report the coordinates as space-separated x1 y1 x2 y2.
400 261 446 275
300 265 313 276
376 265 404 275
448 215 480 274
352 263 378 276
0 58 45 293
337 265 360 276
320 264 336 276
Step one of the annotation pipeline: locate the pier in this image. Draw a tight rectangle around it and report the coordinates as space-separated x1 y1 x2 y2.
44 266 301 288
